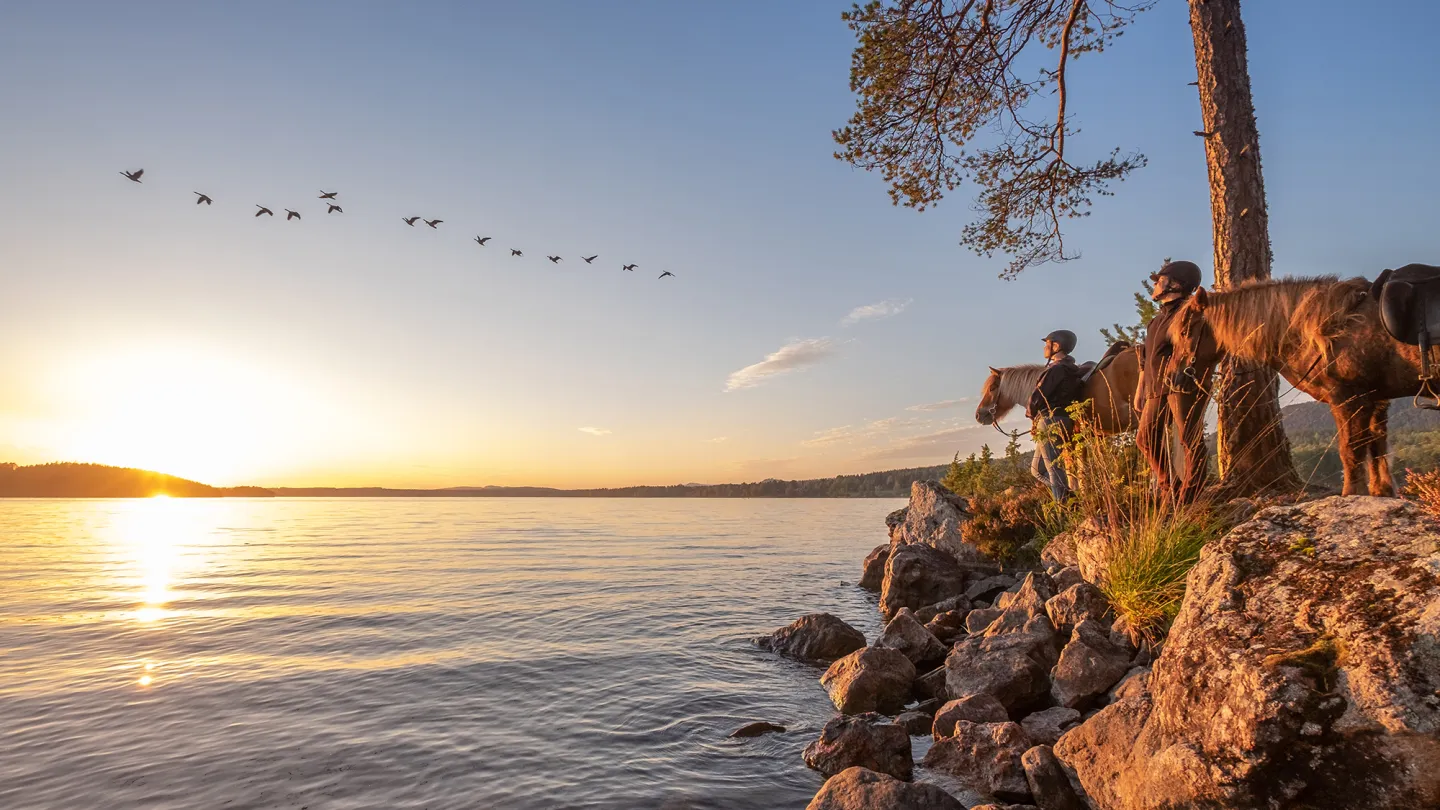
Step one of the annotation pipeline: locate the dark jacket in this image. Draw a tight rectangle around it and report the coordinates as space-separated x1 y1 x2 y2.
1142 300 1186 397
1027 355 1084 419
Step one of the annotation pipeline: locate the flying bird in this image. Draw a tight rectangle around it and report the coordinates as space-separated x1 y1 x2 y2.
425 219 443 229
658 271 675 279
547 256 562 263
194 192 213 205
403 217 420 226
510 249 523 257
318 190 338 199
255 206 274 217
474 236 491 246
327 204 343 214
622 264 637 272
120 169 144 183
582 255 598 264
285 209 301 221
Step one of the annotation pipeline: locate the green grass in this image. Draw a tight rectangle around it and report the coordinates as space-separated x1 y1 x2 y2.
1095 502 1223 645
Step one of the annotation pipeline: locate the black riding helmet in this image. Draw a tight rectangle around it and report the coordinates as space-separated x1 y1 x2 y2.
1042 329 1077 355
1151 260 1203 293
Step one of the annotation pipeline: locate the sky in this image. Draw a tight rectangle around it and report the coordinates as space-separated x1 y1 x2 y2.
0 1 1437 489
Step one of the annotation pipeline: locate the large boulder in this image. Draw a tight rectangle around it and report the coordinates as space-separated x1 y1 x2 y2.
893 480 998 572
806 766 966 810
986 573 1054 636
926 609 969 646
946 616 1060 713
860 544 890 591
1020 707 1081 747
1045 582 1112 635
965 607 1003 634
876 608 949 669
886 507 910 542
1021 745 1086 810
803 713 913 781
1068 518 1113 585
932 694 1009 737
967 574 1019 603
1049 619 1132 710
756 613 866 663
922 721 1034 803
821 646 917 715
1055 496 1440 809
880 543 968 620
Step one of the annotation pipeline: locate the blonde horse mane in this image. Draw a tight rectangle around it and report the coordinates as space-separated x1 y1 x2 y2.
986 364 1045 420
1189 276 1369 366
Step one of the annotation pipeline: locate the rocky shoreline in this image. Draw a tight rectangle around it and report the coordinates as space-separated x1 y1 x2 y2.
750 481 1440 809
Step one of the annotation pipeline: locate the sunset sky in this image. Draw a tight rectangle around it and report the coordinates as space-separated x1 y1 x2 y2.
1 1 1437 488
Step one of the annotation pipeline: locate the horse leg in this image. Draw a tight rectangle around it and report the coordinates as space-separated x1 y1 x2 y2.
1135 394 1172 493
1368 404 1396 497
1173 391 1209 503
1331 401 1367 497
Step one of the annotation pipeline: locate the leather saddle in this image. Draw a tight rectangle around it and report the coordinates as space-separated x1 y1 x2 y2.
1079 340 1131 383
1372 263 1440 407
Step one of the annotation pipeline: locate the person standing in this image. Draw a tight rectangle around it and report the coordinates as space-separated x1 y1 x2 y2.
1135 260 1209 500
1026 329 1084 502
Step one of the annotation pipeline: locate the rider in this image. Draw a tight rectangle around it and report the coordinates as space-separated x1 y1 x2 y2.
1026 329 1084 502
1135 260 1208 500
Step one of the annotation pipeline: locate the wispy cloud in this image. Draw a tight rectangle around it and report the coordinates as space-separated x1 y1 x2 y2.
725 337 838 392
841 298 912 326
578 426 612 436
858 425 993 462
906 397 975 412
802 417 911 448
707 437 729 443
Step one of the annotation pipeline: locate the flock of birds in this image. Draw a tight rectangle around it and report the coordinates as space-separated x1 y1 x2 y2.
119 168 677 279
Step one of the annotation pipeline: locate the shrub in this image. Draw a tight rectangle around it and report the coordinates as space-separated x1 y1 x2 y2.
1100 504 1222 645
1405 468 1440 520
965 485 1050 565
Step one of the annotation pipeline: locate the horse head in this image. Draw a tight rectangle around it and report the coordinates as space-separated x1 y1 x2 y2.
975 366 1004 425
1169 288 1222 391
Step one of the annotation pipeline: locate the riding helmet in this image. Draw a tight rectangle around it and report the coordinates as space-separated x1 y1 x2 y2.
1042 329 1077 355
1151 260 1203 293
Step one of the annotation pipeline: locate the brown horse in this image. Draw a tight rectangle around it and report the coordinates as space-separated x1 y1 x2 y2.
1164 275 1427 497
974 345 1142 434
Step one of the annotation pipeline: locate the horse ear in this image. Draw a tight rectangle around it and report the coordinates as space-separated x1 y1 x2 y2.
988 366 1001 375
1193 287 1208 311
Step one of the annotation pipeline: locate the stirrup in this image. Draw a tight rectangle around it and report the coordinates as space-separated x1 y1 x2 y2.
1418 333 1440 410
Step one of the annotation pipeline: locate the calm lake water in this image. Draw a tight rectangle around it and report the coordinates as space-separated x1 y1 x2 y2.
0 497 910 810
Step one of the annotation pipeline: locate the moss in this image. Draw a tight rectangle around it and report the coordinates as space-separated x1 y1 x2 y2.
1288 535 1318 558
1262 635 1345 690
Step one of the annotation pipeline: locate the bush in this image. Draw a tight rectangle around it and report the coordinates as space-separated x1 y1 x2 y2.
1405 468 1440 520
965 485 1050 565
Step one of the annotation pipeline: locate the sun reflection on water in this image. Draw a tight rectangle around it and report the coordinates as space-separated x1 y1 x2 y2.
109 497 211 625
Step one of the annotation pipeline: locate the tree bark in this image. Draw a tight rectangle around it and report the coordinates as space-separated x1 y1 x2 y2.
1188 0 1301 494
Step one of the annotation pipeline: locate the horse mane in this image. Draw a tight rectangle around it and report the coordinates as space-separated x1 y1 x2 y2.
990 364 1045 419
1192 275 1369 365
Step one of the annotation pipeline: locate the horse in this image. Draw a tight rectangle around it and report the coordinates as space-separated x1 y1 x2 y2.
1164 275 1428 497
974 344 1142 434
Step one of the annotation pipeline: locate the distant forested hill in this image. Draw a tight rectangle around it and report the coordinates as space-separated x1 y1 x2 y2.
0 462 273 498
1283 400 1440 487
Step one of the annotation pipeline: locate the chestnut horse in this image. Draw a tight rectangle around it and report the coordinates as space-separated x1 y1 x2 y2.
1164 275 1427 496
974 345 1142 434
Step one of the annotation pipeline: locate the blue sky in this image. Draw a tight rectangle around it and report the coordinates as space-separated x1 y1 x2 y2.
0 1 1436 487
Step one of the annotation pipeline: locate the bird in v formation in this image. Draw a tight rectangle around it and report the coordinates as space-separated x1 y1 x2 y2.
121 169 672 278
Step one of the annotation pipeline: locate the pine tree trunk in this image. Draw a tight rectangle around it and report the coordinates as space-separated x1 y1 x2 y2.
1188 0 1301 495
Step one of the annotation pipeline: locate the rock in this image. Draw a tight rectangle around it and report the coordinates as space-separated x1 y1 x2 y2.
965 607 1003 634
803 713 913 781
892 480 999 572
895 710 934 736
925 610 968 646
876 608 949 668
805 766 966 810
729 721 786 738
1049 619 1132 710
886 507 909 542
1045 582 1112 635
1055 496 1440 809
932 694 1009 737
922 721 1034 803
1021 745 1085 810
914 665 949 703
913 697 943 715
966 574 1017 603
860 544 891 591
756 613 867 664
1106 666 1149 702
1039 529 1078 568
1020 707 1081 747
915 594 972 623
971 806 1038 810
1068 518 1112 585
1051 565 1085 592
880 543 969 620
821 646 917 715
946 619 1057 713
985 573 1054 635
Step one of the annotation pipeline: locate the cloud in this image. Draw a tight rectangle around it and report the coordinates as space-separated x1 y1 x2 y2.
725 338 838 392
707 437 729 443
802 417 912 448
578 426 612 436
841 298 912 326
858 424 1013 463
906 397 975 412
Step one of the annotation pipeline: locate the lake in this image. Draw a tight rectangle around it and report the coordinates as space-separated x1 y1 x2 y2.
0 498 909 809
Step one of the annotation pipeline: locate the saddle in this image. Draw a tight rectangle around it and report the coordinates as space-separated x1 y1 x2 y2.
1079 340 1131 383
1372 263 1440 407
